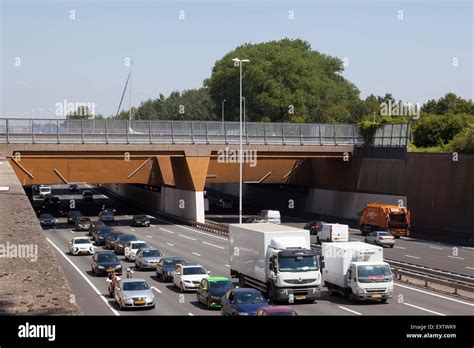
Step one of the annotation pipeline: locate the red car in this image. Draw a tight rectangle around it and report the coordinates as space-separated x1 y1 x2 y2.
256 306 298 316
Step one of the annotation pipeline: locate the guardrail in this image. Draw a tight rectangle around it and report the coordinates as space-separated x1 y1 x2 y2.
0 118 410 147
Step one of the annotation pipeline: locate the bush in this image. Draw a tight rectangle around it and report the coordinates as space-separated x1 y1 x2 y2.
357 120 380 144
412 114 471 147
446 124 474 153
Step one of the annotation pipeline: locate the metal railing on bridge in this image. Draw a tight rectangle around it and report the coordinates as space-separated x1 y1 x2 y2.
0 119 410 147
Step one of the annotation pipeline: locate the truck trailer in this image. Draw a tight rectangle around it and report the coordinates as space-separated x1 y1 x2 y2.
321 242 393 303
229 223 321 303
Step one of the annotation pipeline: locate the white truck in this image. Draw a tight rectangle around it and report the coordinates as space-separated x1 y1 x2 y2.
229 223 321 303
321 242 393 303
316 223 349 243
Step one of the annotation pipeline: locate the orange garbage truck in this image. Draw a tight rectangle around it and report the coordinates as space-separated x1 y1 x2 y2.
358 204 410 238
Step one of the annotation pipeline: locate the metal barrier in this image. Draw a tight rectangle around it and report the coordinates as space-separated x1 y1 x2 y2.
0 118 410 147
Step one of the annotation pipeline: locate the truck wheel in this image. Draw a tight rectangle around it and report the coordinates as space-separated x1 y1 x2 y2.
238 275 245 288
349 291 357 303
381 298 387 303
328 286 335 297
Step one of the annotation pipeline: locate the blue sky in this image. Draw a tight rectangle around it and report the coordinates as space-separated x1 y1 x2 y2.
0 0 472 118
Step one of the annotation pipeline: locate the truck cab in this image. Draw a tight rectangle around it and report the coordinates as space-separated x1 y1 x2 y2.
346 261 393 302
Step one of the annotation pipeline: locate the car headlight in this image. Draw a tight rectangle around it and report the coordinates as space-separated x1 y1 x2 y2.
239 312 249 316
123 296 132 301
98 266 104 269
115 265 121 269
184 280 192 284
142 260 149 265
356 287 365 294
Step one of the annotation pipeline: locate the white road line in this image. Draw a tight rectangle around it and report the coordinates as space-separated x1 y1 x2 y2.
160 228 174 234
188 313 194 316
404 254 420 259
125 215 130 218
70 230 75 234
131 228 136 232
166 243 174 247
150 224 155 227
429 246 444 250
146 235 153 239
403 303 445 316
338 306 361 315
192 252 201 257
393 246 406 249
47 238 120 316
151 286 162 294
179 234 197 241
466 266 474 270
202 241 225 249
394 283 474 307
447 255 464 260
217 215 223 218
225 264 230 268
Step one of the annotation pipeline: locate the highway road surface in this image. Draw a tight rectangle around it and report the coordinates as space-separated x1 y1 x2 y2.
34 185 474 316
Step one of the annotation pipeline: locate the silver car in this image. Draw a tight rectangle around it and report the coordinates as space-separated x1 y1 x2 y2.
98 210 115 222
114 278 155 310
365 231 395 248
135 247 163 270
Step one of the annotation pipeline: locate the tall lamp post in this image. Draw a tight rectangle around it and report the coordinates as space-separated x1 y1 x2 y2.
221 99 226 133
232 57 250 224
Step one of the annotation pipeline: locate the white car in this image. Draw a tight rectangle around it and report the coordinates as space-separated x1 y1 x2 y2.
38 186 51 198
124 240 149 261
69 237 94 255
172 263 210 292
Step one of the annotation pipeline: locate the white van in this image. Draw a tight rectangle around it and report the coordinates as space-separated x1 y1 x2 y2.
260 210 281 224
317 223 349 243
39 186 52 198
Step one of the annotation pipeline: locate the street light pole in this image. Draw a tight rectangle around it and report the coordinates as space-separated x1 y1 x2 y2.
242 97 246 124
232 57 250 224
221 99 226 133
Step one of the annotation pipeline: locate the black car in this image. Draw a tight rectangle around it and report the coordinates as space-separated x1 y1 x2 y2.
304 221 326 235
75 217 92 231
94 227 115 246
101 204 116 214
42 196 61 211
155 257 185 282
39 213 55 227
88 221 105 236
67 210 82 224
105 231 124 250
114 234 137 255
69 184 79 192
197 277 234 309
91 251 122 276
132 215 150 227
82 190 93 201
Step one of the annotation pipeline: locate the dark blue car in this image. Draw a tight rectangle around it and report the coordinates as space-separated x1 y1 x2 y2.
221 288 268 316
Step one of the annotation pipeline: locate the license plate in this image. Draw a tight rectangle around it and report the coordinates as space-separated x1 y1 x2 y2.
295 295 306 300
150 263 157 267
135 300 145 305
372 294 382 298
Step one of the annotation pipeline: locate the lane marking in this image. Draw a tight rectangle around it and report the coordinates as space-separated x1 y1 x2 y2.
393 246 405 249
447 255 464 260
150 224 155 227
202 241 225 250
404 255 420 259
430 246 444 250
466 266 474 270
151 286 162 294
166 243 174 247
192 252 201 257
403 303 445 316
70 230 75 234
47 238 120 316
394 283 474 307
338 306 361 315
160 228 174 234
188 313 194 316
225 264 230 268
179 234 197 241
125 215 130 218
146 235 153 239
131 228 136 232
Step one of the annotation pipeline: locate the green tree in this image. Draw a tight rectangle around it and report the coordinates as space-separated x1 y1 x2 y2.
204 38 360 123
421 93 474 115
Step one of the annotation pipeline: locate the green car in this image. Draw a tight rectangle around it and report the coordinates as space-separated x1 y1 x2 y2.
196 277 234 309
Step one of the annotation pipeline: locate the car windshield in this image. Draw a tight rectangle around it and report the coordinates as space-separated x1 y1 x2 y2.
69 211 81 217
123 281 150 291
135 215 147 220
389 213 406 222
183 267 206 275
98 254 118 262
101 211 113 216
357 265 392 283
120 235 136 242
99 228 113 236
40 214 53 220
110 233 123 240
142 249 161 257
78 218 91 223
164 259 184 268
209 281 233 291
131 243 148 250
234 292 266 304
278 255 319 272
377 232 392 237
75 239 90 244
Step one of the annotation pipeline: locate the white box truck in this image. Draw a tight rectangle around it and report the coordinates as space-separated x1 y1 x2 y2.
321 242 393 303
229 223 321 303
316 223 349 243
